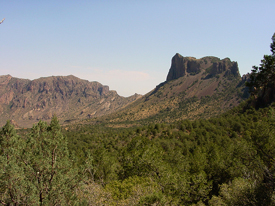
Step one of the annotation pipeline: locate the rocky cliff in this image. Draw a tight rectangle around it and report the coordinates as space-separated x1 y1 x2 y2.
0 75 141 127
100 53 248 126
167 53 239 81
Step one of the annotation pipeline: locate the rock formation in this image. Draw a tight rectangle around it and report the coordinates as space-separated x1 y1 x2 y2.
166 53 240 81
102 53 248 125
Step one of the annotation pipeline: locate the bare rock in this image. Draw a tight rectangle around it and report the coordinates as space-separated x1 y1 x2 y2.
166 53 240 81
0 75 141 127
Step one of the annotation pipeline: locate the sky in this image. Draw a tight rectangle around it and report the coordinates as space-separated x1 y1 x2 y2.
1 1 275 97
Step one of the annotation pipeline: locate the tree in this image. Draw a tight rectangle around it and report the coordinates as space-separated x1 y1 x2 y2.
247 33 275 96
0 121 30 205
0 117 85 205
23 116 81 205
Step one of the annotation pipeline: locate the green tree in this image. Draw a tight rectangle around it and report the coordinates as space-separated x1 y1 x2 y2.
247 33 275 96
209 177 256 206
23 116 81 205
0 121 31 205
0 117 86 205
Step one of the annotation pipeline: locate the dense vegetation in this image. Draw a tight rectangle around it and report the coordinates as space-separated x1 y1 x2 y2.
2 102 275 205
62 102 275 205
246 33 275 109
0 117 93 205
1 33 275 205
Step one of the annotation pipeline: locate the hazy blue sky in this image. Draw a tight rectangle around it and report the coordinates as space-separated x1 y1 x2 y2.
1 1 274 97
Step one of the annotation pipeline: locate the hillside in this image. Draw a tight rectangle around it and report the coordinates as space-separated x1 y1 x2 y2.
59 101 275 205
0 54 249 128
96 53 249 126
0 75 141 127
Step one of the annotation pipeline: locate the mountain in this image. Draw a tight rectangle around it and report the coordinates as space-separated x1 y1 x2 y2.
167 53 239 81
0 53 250 128
0 75 141 127
97 53 249 126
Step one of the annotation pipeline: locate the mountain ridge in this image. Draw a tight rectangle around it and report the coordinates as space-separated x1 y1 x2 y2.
0 53 250 128
0 75 141 127
93 53 249 126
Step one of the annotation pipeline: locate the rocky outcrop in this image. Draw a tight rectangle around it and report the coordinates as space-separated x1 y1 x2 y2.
0 75 141 127
105 54 248 125
166 53 187 81
166 53 240 81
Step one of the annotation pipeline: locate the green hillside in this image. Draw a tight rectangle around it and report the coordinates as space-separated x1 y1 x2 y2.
61 101 275 205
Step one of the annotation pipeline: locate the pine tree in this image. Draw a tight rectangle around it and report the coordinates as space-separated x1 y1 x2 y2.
0 117 85 205
0 121 29 205
23 116 81 205
247 33 275 96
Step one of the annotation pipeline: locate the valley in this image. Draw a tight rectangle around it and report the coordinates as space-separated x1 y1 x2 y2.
2 35 275 205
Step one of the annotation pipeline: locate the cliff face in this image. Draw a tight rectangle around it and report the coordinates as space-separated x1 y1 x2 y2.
100 53 248 126
166 53 239 81
0 75 141 127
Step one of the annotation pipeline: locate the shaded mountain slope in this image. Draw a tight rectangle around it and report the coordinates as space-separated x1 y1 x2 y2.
0 75 141 127
96 54 249 126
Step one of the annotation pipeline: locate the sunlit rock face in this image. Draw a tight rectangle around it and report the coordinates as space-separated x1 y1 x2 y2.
0 75 141 127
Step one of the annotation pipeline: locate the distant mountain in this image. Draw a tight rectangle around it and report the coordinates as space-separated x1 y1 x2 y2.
0 75 141 127
98 53 249 126
0 54 250 128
